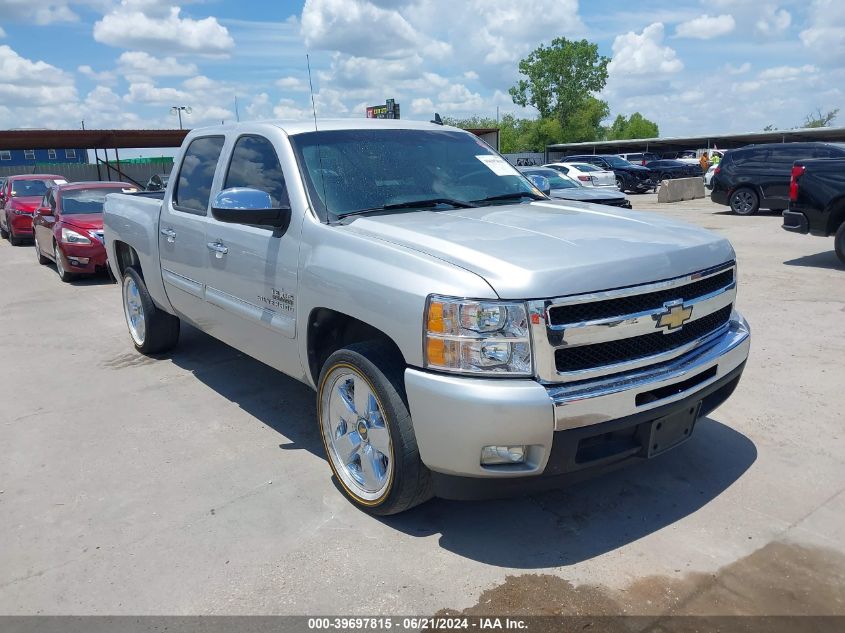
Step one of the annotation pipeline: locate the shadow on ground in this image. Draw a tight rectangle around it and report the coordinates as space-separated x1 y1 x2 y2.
784 251 843 270
166 325 757 569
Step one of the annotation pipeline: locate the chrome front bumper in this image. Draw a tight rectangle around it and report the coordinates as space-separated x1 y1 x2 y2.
405 312 750 479
548 311 750 430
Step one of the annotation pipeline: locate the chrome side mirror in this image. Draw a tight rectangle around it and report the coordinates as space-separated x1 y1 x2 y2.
211 187 291 231
528 175 551 195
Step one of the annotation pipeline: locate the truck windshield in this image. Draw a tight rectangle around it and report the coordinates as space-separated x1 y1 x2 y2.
290 128 540 220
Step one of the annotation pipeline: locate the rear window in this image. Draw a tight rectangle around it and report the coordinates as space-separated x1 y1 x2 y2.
61 187 137 214
571 163 600 172
174 136 225 215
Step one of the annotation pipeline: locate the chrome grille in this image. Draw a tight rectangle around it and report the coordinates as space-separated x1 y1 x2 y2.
528 263 737 383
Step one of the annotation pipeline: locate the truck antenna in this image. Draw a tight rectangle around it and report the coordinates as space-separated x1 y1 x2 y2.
306 54 318 132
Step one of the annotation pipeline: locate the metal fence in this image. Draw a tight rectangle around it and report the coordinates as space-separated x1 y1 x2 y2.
0 161 173 188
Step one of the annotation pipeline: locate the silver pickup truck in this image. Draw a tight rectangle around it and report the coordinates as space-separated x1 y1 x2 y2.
104 119 750 515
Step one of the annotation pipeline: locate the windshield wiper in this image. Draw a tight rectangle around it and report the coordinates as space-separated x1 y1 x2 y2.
337 197 477 219
473 191 547 205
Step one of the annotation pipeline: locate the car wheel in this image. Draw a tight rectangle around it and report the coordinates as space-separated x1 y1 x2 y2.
54 241 74 282
8 223 22 246
121 266 180 354
729 188 759 215
317 341 433 515
615 175 626 192
0 215 8 239
34 235 49 265
835 223 845 265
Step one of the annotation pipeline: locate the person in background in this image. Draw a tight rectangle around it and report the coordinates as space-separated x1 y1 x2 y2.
711 151 722 166
699 151 710 173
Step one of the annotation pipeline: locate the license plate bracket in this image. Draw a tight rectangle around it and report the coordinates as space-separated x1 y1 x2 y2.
646 402 701 458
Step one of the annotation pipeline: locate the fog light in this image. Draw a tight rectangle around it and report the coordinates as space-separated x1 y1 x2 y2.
69 257 89 266
481 445 526 465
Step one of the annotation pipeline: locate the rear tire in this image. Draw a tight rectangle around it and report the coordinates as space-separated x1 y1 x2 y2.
121 266 180 354
8 224 22 246
615 175 626 192
729 188 759 216
835 223 845 265
317 341 433 515
0 217 7 240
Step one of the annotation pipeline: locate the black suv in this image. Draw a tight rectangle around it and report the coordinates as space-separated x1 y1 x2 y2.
710 142 845 215
563 154 655 193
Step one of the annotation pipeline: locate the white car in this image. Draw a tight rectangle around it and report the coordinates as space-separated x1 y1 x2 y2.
543 162 617 188
705 164 717 188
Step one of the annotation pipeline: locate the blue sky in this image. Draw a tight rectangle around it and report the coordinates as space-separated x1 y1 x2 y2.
0 0 843 141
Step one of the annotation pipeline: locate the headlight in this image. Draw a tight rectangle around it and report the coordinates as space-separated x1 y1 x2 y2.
424 295 532 376
61 228 91 245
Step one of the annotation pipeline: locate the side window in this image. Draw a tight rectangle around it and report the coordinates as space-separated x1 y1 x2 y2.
173 136 225 215
224 135 288 207
768 146 802 164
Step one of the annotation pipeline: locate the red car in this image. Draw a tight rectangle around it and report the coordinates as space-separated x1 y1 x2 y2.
32 181 138 282
0 174 67 245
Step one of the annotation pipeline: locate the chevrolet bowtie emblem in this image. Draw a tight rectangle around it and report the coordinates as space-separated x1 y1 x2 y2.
657 303 693 331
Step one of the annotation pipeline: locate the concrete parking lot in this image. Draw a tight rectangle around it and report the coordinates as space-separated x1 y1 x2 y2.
1 196 843 616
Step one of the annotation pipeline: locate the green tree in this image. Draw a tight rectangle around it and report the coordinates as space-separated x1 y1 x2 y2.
509 37 610 133
802 108 839 128
606 112 660 140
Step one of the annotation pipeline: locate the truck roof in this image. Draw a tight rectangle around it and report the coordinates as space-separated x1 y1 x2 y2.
188 118 458 137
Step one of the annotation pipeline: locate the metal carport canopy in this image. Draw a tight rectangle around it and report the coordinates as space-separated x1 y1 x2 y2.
0 129 188 150
546 126 845 157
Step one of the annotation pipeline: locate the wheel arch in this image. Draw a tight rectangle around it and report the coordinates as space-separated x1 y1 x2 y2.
307 308 406 388
112 240 142 278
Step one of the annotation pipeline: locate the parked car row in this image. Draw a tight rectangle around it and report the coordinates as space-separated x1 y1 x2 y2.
0 172 138 281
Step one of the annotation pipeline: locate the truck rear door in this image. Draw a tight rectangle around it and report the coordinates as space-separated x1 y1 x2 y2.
202 132 302 377
159 135 225 318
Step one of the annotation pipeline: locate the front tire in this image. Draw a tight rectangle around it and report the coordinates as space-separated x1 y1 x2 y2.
8 223 22 246
730 188 759 215
615 175 626 192
0 216 8 240
34 235 49 265
835 223 845 265
54 241 74 282
121 266 180 354
317 342 432 515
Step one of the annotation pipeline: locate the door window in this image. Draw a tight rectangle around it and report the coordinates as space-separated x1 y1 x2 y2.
173 136 225 215
224 135 288 207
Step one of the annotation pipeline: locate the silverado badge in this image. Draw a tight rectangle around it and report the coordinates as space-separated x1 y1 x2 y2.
657 303 693 331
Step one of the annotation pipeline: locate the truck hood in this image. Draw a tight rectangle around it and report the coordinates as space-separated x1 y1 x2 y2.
344 200 734 299
62 214 103 231
550 187 625 202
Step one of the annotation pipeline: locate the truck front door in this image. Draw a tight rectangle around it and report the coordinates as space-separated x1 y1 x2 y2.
202 133 302 377
159 135 224 319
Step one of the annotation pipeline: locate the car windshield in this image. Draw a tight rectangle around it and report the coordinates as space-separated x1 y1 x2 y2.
605 157 635 168
524 169 578 189
61 187 136 214
289 129 539 219
11 179 58 197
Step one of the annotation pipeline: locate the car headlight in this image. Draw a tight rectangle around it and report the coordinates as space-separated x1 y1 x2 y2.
61 228 91 245
424 295 532 376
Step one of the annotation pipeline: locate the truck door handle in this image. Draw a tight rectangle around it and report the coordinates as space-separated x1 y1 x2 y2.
207 241 228 258
160 228 176 243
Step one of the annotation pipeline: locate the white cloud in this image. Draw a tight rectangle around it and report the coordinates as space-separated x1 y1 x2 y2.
758 65 817 80
245 92 272 120
675 14 735 39
276 76 307 91
301 0 450 60
800 0 845 64
0 45 76 106
463 71 478 80
756 6 792 37
124 81 190 105
94 1 235 55
725 62 751 75
78 64 117 84
0 27 6 38
608 23 683 77
273 98 311 119
118 51 198 78
0 0 85 25
411 97 435 115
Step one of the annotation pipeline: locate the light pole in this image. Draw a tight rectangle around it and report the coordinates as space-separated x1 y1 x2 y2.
170 105 192 129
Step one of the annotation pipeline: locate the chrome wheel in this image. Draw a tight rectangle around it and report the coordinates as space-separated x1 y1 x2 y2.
54 243 66 278
122 275 146 346
320 368 393 502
